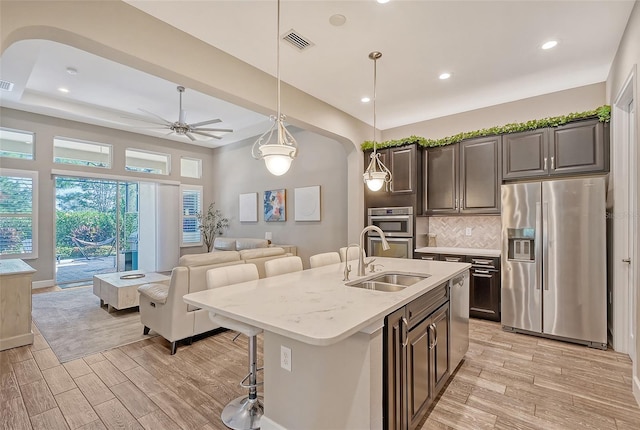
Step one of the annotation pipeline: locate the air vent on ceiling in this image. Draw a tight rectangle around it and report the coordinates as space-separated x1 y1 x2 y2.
0 80 15 92
282 29 314 51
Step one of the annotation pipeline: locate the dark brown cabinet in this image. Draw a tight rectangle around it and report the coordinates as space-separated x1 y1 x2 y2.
468 256 501 322
413 252 501 322
503 119 609 180
384 283 449 430
365 144 423 213
424 136 501 215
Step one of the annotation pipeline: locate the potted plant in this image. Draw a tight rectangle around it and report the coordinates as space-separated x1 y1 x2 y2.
197 202 230 252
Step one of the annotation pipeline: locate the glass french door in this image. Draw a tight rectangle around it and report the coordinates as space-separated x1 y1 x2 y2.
55 177 139 286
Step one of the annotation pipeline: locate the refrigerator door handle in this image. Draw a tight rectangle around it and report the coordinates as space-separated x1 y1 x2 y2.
536 201 542 291
543 201 550 291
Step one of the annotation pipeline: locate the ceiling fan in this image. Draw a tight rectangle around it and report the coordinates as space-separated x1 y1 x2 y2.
128 85 233 141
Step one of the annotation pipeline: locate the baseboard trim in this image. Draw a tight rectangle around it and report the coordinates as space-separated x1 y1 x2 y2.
260 416 287 430
634 374 640 407
32 279 55 289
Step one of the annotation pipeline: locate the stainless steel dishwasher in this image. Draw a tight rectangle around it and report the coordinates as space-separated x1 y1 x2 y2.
449 271 469 371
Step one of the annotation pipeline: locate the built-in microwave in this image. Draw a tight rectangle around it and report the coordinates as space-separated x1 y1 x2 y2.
367 207 413 238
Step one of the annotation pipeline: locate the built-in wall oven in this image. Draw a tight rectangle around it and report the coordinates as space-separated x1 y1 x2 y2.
367 207 414 259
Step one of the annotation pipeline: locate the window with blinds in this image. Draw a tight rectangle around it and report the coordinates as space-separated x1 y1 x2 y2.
0 169 38 258
181 185 202 246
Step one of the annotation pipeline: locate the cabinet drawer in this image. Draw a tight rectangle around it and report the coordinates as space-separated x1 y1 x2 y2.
406 282 448 328
414 252 439 261
441 254 464 263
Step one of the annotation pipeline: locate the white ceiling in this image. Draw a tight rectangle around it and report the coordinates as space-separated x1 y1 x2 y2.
0 1 635 147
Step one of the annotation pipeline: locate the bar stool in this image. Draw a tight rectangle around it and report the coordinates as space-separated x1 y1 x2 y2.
309 252 341 268
339 246 365 262
206 264 262 430
264 256 303 277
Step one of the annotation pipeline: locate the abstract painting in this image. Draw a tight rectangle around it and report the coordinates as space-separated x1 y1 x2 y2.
264 189 286 222
294 185 321 221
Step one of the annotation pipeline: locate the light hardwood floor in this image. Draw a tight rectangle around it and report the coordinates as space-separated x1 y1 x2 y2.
1 317 639 429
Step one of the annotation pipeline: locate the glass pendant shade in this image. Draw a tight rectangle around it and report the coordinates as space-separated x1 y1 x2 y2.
363 150 391 191
262 145 294 176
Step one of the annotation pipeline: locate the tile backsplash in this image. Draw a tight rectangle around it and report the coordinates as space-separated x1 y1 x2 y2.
421 216 501 249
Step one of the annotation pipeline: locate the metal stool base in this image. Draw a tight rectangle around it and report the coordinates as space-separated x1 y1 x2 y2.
221 395 264 430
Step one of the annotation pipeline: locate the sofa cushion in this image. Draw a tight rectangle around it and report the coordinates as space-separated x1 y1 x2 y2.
239 247 285 260
235 238 269 251
213 237 237 251
137 283 169 304
178 251 240 267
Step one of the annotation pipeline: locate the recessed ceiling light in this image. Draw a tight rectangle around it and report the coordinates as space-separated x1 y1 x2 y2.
58 87 69 93
66 67 78 75
541 40 558 50
329 14 346 26
377 0 390 4
439 72 452 80
361 97 371 103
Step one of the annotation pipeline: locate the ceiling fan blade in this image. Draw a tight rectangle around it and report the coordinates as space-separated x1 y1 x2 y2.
138 108 173 125
191 130 223 140
194 127 234 133
189 118 222 128
185 132 197 141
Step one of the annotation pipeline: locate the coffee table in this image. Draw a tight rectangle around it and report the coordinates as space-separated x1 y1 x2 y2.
93 271 170 313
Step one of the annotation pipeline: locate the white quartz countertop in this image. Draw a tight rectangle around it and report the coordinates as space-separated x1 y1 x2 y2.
184 257 469 346
415 246 501 257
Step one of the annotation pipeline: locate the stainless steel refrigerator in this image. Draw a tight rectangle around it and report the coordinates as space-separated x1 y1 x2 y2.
501 176 607 349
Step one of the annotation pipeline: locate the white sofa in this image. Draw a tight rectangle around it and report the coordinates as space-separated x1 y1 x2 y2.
212 237 269 252
138 246 290 354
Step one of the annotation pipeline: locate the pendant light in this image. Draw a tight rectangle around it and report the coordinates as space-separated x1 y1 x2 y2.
363 51 392 191
251 0 298 176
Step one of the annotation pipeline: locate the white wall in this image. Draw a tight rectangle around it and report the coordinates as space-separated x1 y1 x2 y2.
606 0 640 404
383 83 605 141
209 129 348 268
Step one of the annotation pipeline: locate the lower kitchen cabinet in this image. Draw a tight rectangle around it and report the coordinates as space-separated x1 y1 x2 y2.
414 252 501 322
469 256 501 321
384 283 450 430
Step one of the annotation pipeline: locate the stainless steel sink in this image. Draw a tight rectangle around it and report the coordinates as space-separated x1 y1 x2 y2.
369 273 429 286
346 272 430 292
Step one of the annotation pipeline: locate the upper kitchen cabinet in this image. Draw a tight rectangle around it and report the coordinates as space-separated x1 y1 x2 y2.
424 135 501 215
503 119 609 180
365 144 423 211
424 144 457 214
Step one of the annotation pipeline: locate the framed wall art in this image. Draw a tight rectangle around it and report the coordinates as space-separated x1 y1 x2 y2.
239 192 258 222
264 189 286 222
294 185 321 221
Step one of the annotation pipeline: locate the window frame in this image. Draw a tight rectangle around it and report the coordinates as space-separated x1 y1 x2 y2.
180 157 202 179
125 148 171 175
180 184 203 247
0 168 38 259
0 127 35 160
53 136 113 168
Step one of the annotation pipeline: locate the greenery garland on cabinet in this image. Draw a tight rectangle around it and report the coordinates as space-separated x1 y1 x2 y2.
361 105 611 151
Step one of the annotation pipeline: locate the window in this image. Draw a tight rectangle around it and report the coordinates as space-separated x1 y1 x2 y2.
0 169 38 259
125 149 170 175
53 137 112 168
0 128 34 160
181 185 202 246
181 157 202 179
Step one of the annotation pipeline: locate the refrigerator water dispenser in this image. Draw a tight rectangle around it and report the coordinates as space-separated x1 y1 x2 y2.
507 228 535 261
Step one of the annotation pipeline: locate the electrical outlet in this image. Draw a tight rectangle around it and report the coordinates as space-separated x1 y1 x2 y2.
465 227 472 236
280 345 292 371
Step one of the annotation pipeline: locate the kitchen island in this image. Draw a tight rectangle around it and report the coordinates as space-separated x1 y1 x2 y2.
184 257 469 430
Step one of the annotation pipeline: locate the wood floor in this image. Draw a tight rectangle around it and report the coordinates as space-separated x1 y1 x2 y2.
1 318 639 430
